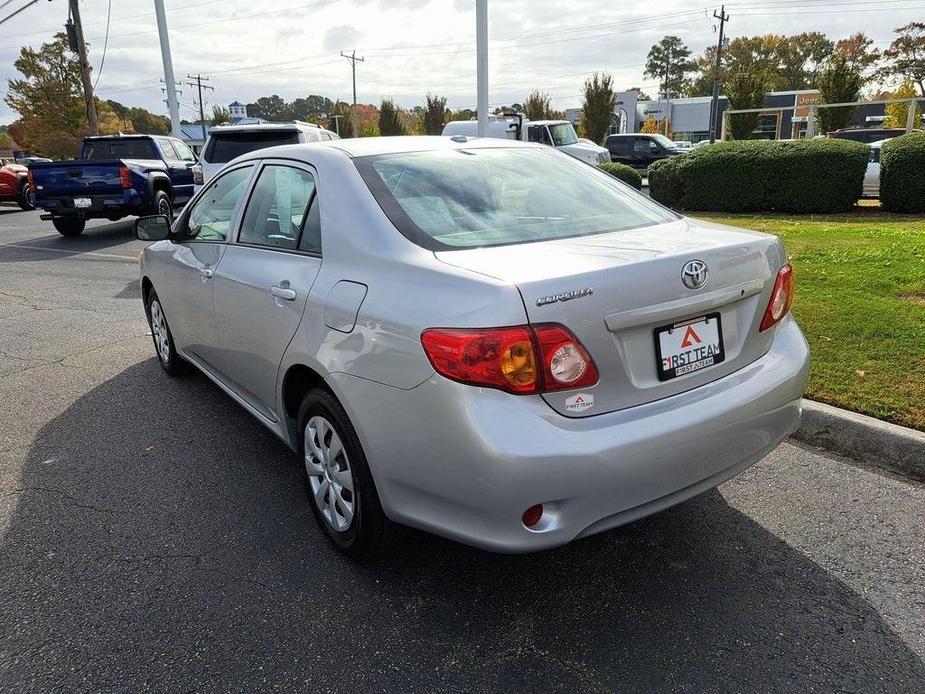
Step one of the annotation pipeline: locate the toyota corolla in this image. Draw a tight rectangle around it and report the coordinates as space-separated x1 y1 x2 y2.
135 136 809 557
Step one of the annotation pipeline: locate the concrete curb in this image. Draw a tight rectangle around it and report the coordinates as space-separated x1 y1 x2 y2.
793 400 925 481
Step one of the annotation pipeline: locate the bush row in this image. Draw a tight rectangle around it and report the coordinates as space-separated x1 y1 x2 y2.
597 161 642 190
880 131 925 213
648 139 869 213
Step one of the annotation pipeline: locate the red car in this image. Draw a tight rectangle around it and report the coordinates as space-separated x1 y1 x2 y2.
0 159 34 210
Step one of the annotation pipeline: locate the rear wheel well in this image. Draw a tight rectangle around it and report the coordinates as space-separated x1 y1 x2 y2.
152 178 172 200
282 364 331 430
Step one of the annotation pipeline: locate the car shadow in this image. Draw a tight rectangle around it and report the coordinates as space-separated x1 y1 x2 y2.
0 218 137 263
2 360 923 692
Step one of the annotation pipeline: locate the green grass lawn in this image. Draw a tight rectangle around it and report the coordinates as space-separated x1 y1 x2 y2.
692 207 925 431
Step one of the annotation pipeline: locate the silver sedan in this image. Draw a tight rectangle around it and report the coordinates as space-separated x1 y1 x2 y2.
135 136 809 557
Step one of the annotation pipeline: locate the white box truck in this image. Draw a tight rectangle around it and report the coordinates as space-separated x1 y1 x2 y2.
442 114 611 165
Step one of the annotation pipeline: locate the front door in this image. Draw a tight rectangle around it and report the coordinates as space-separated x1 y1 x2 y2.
159 137 197 204
156 163 255 366
211 162 322 420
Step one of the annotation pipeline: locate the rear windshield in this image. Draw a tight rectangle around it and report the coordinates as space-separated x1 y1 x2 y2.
83 138 156 160
355 147 677 250
205 131 300 163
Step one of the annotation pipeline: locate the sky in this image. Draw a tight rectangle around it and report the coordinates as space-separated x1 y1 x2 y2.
0 0 921 125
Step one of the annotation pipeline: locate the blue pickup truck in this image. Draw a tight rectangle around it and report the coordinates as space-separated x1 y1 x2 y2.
29 134 197 237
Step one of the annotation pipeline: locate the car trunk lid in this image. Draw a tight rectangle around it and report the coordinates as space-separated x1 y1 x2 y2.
435 217 785 417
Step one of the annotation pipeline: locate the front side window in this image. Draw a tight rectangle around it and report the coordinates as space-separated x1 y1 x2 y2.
548 123 579 146
528 126 550 145
183 165 254 242
239 165 316 251
356 147 677 250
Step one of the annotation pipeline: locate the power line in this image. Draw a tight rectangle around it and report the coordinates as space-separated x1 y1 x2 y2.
0 0 42 27
186 74 214 142
92 0 113 90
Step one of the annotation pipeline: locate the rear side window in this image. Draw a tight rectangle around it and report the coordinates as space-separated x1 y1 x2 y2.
83 138 157 160
356 147 676 250
239 165 317 251
204 132 299 164
607 137 630 153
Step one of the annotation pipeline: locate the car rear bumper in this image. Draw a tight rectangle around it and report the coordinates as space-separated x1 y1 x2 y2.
329 316 810 553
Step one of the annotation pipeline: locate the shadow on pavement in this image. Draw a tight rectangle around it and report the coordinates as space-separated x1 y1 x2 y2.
2 360 923 692
0 218 136 263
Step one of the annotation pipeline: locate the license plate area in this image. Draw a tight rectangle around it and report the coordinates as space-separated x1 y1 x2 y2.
73 197 92 208
654 312 725 382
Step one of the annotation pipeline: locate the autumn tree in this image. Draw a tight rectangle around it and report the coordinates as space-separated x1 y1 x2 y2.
329 101 354 137
645 35 695 98
580 72 616 144
421 93 448 135
884 79 923 128
816 54 864 133
835 32 881 71
877 22 925 96
378 98 405 136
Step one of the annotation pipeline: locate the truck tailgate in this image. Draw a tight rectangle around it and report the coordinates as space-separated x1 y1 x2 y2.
31 160 125 198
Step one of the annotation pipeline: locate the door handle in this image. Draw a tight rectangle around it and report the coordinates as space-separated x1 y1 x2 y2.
199 267 214 279
270 285 297 301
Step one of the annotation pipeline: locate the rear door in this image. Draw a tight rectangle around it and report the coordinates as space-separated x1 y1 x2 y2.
211 160 322 420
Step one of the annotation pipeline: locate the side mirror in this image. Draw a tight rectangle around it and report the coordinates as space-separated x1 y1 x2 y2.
650 143 660 153
134 214 172 241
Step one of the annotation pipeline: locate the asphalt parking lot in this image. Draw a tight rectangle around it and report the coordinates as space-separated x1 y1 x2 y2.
1 207 923 693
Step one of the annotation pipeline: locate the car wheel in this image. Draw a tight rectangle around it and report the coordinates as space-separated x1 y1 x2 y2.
146 289 187 376
152 189 173 221
52 217 85 237
17 180 34 211
298 389 402 558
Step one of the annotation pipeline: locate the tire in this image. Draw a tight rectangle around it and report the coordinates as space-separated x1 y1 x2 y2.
17 180 34 211
151 189 173 221
52 217 85 237
145 289 188 376
298 389 402 558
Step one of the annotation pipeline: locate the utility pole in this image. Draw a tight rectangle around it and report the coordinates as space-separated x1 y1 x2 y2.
68 0 98 135
187 74 214 143
340 51 364 137
708 5 729 144
476 0 488 137
154 0 182 138
664 62 671 137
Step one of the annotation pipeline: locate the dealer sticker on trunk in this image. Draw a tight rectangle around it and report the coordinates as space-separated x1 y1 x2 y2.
654 312 726 382
565 393 594 413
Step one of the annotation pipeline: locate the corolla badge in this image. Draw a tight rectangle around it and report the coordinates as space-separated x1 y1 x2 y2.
536 287 593 307
681 260 709 290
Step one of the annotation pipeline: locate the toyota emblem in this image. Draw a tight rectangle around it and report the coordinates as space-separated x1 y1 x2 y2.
681 260 709 289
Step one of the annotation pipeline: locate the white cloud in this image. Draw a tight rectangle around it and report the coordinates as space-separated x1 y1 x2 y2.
323 24 361 52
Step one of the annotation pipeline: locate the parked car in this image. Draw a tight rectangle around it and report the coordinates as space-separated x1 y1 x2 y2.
692 140 713 150
863 139 890 198
443 115 610 165
134 136 808 557
16 156 52 166
194 121 339 191
29 134 197 237
828 128 911 144
0 159 33 210
604 133 681 171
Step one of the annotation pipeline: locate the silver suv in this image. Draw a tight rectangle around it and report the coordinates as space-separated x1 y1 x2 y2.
135 136 808 558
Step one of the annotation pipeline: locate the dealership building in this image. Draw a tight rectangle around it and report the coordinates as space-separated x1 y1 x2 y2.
565 89 896 142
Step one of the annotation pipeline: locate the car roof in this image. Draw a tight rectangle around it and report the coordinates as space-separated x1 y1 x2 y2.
207 121 326 135
295 135 542 158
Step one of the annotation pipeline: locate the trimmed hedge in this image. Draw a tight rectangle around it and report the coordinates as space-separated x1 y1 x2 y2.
598 161 643 190
880 131 925 213
648 139 869 213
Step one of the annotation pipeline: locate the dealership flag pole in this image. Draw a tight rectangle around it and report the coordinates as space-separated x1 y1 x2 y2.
476 0 488 137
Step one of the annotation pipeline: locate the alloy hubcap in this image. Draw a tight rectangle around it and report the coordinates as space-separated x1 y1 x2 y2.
158 198 171 217
304 415 355 532
149 300 171 364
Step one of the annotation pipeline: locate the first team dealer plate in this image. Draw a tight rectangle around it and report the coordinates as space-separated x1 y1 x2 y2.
655 312 725 381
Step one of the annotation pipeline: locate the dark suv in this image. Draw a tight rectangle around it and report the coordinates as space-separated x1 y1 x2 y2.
604 133 681 171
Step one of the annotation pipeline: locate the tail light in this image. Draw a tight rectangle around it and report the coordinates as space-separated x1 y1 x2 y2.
118 165 131 189
192 164 203 186
420 323 597 395
26 169 35 192
759 264 794 332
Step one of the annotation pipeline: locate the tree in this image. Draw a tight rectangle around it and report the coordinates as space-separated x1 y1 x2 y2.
627 87 652 101
329 101 353 137
835 32 881 72
723 67 771 139
776 32 834 90
246 95 291 121
378 98 405 136
877 22 925 96
4 33 86 156
884 79 923 128
640 115 673 138
644 35 695 99
106 100 131 129
687 47 718 97
211 105 230 125
452 108 476 121
127 107 169 134
816 54 864 133
290 95 334 122
524 90 552 120
580 72 616 144
421 93 448 135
